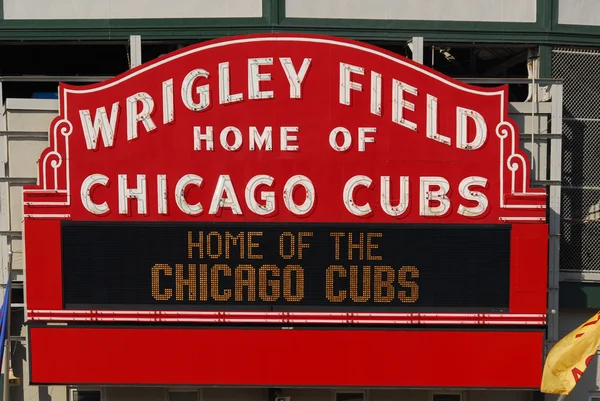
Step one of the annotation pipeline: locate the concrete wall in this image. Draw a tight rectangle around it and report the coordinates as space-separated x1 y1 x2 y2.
1 99 57 284
3 0 542 23
101 388 531 401
1 98 66 401
2 0 261 20
4 91 553 400
558 0 600 26
285 0 537 23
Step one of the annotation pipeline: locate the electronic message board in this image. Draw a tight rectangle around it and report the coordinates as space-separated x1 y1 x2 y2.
62 222 511 311
23 34 549 387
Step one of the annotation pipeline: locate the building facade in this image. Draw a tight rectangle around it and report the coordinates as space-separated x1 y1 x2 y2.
0 0 598 400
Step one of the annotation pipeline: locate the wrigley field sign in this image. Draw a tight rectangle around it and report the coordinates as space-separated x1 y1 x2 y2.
24 34 547 326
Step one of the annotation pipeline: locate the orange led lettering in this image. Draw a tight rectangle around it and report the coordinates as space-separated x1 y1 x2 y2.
347 232 364 260
225 232 244 259
247 231 263 259
349 265 370 302
298 232 312 259
259 265 280 302
211 264 232 301
206 231 222 258
235 264 256 301
398 265 419 303
199 263 208 301
187 231 203 258
279 232 295 259
374 265 394 302
326 265 346 302
330 232 345 260
151 264 173 301
366 233 382 260
283 265 304 302
175 263 197 301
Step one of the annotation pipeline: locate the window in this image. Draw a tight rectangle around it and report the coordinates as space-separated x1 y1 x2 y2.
168 391 199 401
336 392 365 401
72 390 102 401
432 394 461 401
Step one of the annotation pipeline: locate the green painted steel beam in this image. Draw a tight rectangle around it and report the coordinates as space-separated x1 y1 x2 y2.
0 0 592 65
560 281 600 309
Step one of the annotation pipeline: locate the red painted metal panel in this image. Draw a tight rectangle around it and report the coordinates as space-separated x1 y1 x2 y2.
24 222 549 322
23 219 62 311
509 223 549 313
30 327 544 388
22 34 549 387
23 34 546 223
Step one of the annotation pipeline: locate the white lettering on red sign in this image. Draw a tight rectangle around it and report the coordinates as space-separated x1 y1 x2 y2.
74 56 501 219
80 173 489 218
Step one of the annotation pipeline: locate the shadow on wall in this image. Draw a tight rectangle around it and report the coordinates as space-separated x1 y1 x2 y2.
559 110 600 278
10 340 52 401
559 285 591 310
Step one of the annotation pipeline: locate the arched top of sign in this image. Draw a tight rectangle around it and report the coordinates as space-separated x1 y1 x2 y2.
23 33 546 224
62 35 505 111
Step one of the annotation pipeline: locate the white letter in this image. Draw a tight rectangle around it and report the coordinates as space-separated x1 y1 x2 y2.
420 177 450 217
283 175 315 216
118 174 147 215
157 174 168 215
380 176 409 217
279 57 312 99
329 127 352 152
80 174 110 215
426 95 450 146
209 175 243 215
245 175 275 215
281 127 299 151
250 126 273 151
371 71 382 116
392 79 417 131
248 58 274 100
126 92 156 141
458 176 488 217
339 63 364 106
163 79 174 124
220 126 243 151
182 69 210 112
456 107 487 150
194 126 214 151
219 62 243 104
79 102 120 150
175 174 203 215
343 175 372 216
358 127 376 152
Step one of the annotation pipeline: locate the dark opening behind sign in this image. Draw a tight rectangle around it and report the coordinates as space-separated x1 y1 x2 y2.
61 222 511 312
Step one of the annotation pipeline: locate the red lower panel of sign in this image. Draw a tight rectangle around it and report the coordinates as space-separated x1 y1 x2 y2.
30 327 543 388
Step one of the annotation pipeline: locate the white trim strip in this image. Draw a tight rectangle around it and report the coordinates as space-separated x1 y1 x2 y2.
28 310 546 325
24 214 70 219
27 316 547 325
29 310 546 318
499 217 546 221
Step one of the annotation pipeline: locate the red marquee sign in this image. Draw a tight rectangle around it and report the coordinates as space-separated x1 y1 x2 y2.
24 34 548 388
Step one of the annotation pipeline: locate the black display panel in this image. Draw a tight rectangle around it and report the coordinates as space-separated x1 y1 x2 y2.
61 222 511 312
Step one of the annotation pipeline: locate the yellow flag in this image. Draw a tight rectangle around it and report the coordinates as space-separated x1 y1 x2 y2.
541 310 600 395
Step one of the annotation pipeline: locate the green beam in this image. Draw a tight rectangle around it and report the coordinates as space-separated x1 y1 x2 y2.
539 45 553 78
560 281 600 309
